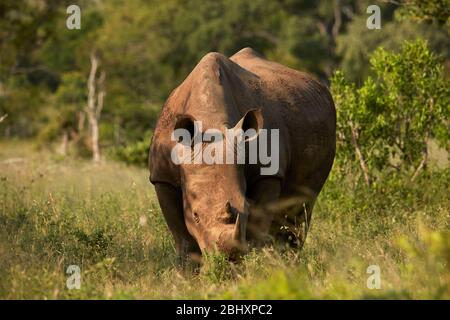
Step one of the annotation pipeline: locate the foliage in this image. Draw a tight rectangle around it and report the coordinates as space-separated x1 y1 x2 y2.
1 1 448 167
397 0 450 26
332 71 388 172
370 40 449 164
0 3 395 138
0 0 95 138
37 72 86 143
332 39 449 183
110 133 152 167
336 17 450 83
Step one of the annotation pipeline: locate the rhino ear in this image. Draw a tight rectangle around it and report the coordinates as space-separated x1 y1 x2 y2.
234 109 263 141
174 115 198 146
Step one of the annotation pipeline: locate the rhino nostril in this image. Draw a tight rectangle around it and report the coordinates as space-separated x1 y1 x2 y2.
193 212 200 224
226 201 232 214
222 202 237 224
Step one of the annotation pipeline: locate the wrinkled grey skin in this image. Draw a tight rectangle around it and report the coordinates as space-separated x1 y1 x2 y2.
149 47 336 264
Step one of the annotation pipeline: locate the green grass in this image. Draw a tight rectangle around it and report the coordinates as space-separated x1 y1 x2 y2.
0 141 448 299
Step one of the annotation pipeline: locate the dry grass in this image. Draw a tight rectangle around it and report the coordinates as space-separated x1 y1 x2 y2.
0 141 448 299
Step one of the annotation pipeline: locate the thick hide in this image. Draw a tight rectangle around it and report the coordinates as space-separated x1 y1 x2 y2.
149 47 336 262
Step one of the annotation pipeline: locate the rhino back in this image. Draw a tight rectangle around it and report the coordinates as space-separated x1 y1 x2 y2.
231 47 336 195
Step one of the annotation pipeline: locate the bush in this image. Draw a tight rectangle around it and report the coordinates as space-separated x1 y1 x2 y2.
110 132 152 167
331 39 449 185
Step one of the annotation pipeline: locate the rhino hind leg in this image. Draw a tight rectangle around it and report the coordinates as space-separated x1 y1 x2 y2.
154 183 202 268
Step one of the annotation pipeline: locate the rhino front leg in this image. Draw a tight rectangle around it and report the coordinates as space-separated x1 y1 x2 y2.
274 200 316 248
247 178 282 245
154 183 201 267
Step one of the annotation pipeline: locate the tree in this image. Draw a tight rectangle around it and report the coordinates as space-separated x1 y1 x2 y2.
396 0 450 26
332 39 449 185
332 72 385 185
336 12 449 83
37 71 86 155
371 39 449 179
86 51 105 163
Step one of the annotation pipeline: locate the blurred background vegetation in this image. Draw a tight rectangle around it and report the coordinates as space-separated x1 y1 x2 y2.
0 0 448 175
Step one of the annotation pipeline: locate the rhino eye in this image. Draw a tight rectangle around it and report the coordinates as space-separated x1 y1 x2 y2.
193 212 200 224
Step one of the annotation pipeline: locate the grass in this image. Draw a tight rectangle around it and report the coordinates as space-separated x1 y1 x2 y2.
0 141 448 299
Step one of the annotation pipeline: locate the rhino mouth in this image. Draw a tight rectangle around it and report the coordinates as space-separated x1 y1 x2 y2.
216 212 248 259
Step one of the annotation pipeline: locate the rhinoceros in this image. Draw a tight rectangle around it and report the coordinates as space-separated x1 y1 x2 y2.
149 47 336 263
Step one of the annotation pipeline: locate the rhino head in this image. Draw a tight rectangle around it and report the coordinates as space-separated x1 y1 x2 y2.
172 109 263 259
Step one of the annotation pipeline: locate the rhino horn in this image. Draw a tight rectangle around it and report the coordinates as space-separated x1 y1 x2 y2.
233 207 249 248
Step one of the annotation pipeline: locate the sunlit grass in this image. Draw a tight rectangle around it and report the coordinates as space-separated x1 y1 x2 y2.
0 141 448 299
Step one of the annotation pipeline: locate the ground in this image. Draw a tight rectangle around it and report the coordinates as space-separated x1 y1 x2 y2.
0 141 448 299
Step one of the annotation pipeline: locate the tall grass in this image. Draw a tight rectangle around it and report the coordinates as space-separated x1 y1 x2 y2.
0 141 448 299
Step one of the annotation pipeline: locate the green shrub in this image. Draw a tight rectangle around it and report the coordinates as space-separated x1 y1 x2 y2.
331 39 449 185
110 132 152 167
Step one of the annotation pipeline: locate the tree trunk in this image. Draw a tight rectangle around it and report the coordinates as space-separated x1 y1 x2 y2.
411 147 427 182
58 131 69 156
86 51 105 163
77 110 85 134
89 116 101 162
411 100 433 181
332 0 342 42
350 123 371 187
411 132 429 182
